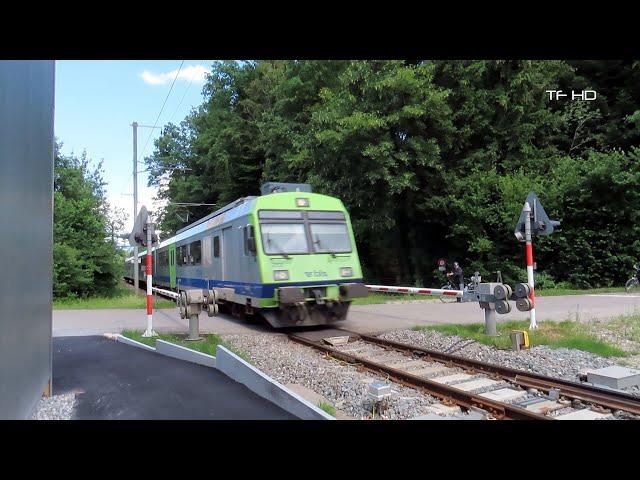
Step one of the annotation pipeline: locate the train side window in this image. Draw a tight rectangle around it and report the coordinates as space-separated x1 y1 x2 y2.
177 245 187 266
190 240 202 265
213 236 220 258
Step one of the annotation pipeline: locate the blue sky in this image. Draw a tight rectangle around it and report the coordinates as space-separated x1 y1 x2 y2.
54 60 213 233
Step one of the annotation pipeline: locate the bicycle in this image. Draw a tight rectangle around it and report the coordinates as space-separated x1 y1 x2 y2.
440 272 481 303
626 265 640 293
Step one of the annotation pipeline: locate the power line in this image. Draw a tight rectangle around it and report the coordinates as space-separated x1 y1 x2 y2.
138 60 185 164
166 61 200 126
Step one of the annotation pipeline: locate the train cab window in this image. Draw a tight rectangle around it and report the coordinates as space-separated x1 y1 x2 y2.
261 223 309 255
190 240 202 265
213 236 220 258
310 223 352 253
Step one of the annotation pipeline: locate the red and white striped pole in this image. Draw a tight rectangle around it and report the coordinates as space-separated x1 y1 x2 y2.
523 201 537 329
142 219 157 337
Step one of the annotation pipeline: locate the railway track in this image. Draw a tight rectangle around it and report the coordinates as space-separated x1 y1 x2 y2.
288 329 640 420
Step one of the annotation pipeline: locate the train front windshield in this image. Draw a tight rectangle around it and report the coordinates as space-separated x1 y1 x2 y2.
310 223 351 253
258 210 352 256
261 224 309 254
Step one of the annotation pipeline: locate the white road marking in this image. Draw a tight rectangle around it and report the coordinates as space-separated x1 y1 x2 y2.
586 294 640 298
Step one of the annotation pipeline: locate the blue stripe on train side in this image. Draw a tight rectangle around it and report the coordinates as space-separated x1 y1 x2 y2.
173 277 364 298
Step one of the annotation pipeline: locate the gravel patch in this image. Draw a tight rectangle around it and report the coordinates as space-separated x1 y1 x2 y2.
221 333 440 419
31 393 76 420
377 329 640 397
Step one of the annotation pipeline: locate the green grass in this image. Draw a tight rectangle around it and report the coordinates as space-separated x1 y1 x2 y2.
414 320 627 357
584 313 640 346
54 286 176 310
535 287 626 297
318 402 336 416
121 329 253 364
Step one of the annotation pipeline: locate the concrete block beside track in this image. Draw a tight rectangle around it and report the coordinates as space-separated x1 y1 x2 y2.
114 334 156 352
156 340 216 368
587 366 640 390
215 346 334 420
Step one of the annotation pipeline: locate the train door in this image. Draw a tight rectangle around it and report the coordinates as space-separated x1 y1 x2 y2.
221 226 233 281
169 243 177 288
238 223 257 283
211 234 222 282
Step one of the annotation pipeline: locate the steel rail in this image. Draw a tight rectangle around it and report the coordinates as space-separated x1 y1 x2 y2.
357 333 640 416
288 333 550 420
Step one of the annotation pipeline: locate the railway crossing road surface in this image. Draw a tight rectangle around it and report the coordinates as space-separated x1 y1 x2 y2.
52 336 295 419
53 307 269 337
53 293 640 337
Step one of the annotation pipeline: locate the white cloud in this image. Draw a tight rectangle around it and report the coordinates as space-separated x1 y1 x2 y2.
139 64 210 86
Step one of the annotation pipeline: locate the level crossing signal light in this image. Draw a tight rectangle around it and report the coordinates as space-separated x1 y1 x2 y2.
514 192 561 241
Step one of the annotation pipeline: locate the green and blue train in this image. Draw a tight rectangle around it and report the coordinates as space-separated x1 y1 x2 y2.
124 183 368 327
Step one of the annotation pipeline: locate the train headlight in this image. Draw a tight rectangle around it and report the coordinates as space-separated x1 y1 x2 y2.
296 198 309 207
274 270 290 281
340 267 353 277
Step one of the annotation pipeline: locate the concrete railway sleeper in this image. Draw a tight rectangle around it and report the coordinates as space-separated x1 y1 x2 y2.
288 330 640 420
358 333 640 417
288 333 549 420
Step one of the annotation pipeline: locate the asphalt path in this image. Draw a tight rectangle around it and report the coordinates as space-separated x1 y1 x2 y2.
53 293 640 337
53 336 295 419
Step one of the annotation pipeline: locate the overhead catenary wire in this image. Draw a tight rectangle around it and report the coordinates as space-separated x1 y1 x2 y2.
165 60 202 127
137 60 185 164
118 61 186 203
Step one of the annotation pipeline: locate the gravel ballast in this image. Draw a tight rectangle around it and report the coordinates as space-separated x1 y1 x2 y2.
221 333 440 419
377 329 640 396
222 327 640 420
31 393 76 420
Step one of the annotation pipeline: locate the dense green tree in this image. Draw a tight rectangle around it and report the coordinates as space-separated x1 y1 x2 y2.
53 144 122 298
145 60 640 289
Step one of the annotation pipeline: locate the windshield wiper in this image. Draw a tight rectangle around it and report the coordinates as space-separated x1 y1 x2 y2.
313 235 336 258
266 234 290 259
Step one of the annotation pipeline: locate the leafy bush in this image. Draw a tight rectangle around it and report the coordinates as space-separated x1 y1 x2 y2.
533 271 556 290
54 146 124 298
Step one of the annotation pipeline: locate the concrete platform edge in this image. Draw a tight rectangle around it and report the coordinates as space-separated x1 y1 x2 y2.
156 340 216 368
114 334 157 352
215 345 334 420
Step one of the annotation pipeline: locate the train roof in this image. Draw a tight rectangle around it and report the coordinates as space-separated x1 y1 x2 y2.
175 196 256 235
125 189 346 261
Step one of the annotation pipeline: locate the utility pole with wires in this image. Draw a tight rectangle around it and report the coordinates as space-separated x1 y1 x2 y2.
129 60 186 295
131 121 165 294
132 121 139 294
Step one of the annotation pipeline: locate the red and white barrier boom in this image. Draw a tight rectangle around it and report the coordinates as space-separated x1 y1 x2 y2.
366 285 463 298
